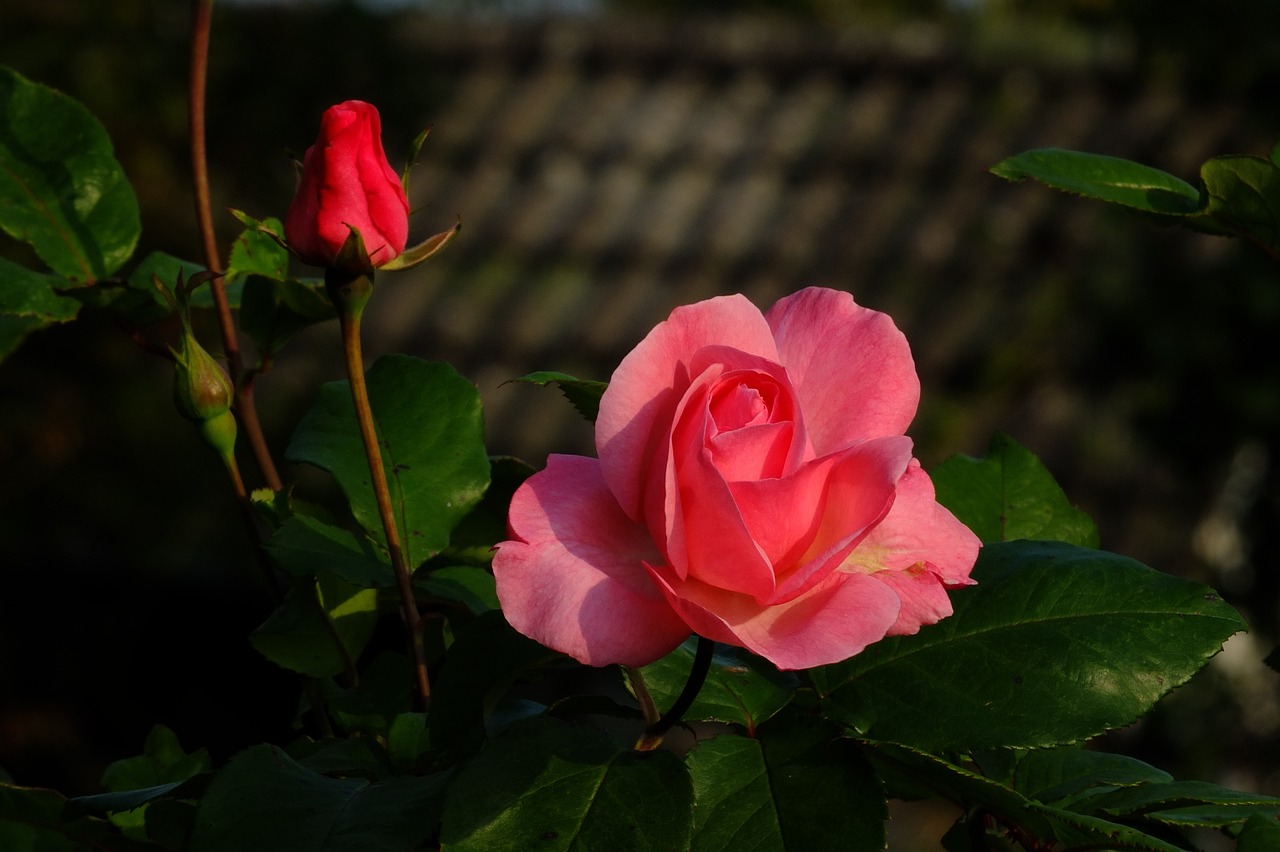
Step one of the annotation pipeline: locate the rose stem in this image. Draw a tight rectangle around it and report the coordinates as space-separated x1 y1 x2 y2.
329 270 432 710
624 666 661 729
189 0 340 733
635 636 715 751
188 0 282 492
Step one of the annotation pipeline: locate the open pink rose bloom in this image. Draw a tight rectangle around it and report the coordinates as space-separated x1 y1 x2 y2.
493 287 981 670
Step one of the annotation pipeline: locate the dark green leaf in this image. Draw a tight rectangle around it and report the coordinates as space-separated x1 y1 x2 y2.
429 611 559 759
264 514 393 588
990 148 1202 216
0 783 125 851
287 355 490 571
512 371 608 422
0 257 81 321
1201 155 1280 251
322 651 415 737
287 737 392 781
414 565 498 615
0 314 48 361
387 713 430 774
0 257 84 358
637 640 797 735
100 725 211 793
239 275 334 360
189 744 446 852
439 716 693 852
864 743 1187 852
225 216 289 283
1003 747 1171 806
1238 813 1280 851
249 575 375 678
0 65 139 281
931 432 1098 547
1085 780 1280 829
444 455 534 560
812 540 1245 751
686 727 885 852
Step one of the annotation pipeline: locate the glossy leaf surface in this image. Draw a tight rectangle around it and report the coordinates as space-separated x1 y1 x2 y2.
287 354 490 570
813 541 1244 751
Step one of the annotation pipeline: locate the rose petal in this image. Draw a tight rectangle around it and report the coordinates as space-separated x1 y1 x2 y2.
493 454 690 667
665 369 776 598
875 566 958 636
644 565 901 670
843 460 981 587
766 287 920 454
597 295 781 521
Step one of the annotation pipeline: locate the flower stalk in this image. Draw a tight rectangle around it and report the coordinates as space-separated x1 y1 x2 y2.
634 636 715 751
328 268 432 710
188 0 282 493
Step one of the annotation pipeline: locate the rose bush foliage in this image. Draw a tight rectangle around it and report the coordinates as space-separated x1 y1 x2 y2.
283 99 409 272
493 287 980 670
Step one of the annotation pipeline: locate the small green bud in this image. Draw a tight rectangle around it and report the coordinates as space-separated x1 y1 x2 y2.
172 328 234 424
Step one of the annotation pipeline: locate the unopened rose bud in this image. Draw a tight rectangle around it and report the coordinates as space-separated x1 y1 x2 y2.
172 330 237 459
284 100 409 274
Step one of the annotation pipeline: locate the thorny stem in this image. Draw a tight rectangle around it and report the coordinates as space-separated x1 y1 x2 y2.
331 271 432 710
189 0 282 492
634 636 715 751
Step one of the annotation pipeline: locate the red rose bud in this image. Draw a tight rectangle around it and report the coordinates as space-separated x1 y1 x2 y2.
284 100 409 273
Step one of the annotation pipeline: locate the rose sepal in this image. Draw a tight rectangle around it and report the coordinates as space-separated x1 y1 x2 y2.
380 220 460 271
400 125 431 194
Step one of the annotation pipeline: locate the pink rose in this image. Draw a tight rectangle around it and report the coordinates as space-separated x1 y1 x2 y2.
284 100 409 272
493 288 980 670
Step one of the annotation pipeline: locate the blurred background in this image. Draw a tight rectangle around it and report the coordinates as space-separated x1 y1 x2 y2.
2 0 1278 826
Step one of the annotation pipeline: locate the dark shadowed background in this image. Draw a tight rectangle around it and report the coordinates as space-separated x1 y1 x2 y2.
1 0 1277 821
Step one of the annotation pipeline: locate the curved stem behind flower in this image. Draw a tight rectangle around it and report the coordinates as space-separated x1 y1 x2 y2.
188 0 282 492
334 288 431 710
635 636 715 751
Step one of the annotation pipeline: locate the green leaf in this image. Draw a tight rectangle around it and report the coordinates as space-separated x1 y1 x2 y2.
865 743 1188 852
0 257 82 321
287 737 392 781
637 640 798 735
444 455 534 561
1084 780 1280 829
321 651 415 737
99 725 211 793
287 355 490 571
264 514 393 588
0 783 125 851
414 565 499 615
387 713 431 775
225 216 289 283
931 432 1099 547
439 716 694 852
812 540 1246 751
249 574 376 678
189 744 446 852
0 66 139 281
0 257 84 358
1001 747 1172 806
428 611 559 759
512 371 608 422
990 148 1202 216
1201 155 1280 251
1239 813 1280 851
0 314 49 361
687 728 885 852
239 275 334 361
